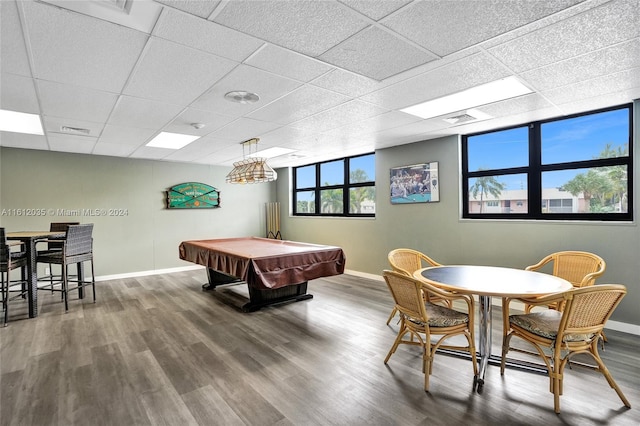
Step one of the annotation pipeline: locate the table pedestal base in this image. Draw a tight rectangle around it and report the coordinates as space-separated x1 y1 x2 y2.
203 268 313 312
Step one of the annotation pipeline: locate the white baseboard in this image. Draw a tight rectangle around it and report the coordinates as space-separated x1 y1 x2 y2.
95 265 204 282
351 270 640 336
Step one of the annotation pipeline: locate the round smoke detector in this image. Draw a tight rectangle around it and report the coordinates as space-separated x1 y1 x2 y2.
224 91 260 104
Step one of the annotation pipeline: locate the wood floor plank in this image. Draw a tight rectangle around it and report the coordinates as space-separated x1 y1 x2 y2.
1 271 638 425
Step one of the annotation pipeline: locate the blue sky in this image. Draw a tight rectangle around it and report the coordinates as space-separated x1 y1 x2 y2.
467 108 629 190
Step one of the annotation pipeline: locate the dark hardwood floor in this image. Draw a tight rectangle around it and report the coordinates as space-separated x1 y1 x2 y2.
1 270 638 425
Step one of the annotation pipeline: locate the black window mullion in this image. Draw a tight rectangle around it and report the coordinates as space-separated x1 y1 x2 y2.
529 122 542 215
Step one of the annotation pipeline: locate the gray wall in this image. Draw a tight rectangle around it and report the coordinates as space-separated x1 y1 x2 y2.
277 101 640 328
0 148 273 276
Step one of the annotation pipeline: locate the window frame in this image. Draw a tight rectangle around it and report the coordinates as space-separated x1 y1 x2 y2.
462 104 633 221
293 153 375 217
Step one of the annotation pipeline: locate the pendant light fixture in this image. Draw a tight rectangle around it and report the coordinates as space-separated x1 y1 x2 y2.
225 138 277 184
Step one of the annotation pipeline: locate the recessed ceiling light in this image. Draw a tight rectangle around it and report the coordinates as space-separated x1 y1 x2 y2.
224 91 260 104
146 132 199 149
0 109 44 135
401 76 533 120
249 147 296 159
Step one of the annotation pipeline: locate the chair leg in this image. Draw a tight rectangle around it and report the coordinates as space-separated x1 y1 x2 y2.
589 341 631 408
384 323 408 364
90 258 96 303
2 271 8 327
62 263 69 312
386 306 397 325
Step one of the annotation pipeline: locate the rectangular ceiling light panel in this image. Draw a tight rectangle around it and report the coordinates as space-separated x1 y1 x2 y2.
146 132 199 149
401 76 533 120
0 109 44 135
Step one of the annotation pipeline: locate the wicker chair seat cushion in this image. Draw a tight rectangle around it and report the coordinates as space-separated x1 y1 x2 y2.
510 310 594 342
407 303 469 328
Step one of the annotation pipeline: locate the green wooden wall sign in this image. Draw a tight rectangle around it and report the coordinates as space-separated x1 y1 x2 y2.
166 182 220 209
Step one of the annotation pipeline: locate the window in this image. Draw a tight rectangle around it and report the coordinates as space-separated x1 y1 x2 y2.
462 104 632 220
293 153 375 217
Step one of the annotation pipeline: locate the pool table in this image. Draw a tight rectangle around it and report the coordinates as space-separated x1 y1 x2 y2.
179 237 346 311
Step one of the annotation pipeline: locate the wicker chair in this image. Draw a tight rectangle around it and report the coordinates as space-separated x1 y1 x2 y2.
36 223 95 311
519 251 606 313
387 248 451 325
500 284 630 414
1 228 28 325
38 222 80 292
382 270 477 392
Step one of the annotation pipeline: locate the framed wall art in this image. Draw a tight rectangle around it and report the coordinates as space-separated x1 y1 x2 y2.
390 162 439 204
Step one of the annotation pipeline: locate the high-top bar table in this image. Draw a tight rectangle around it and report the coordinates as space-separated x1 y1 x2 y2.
6 230 65 318
414 265 572 390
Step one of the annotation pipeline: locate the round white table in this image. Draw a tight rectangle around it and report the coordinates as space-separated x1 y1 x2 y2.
414 265 572 390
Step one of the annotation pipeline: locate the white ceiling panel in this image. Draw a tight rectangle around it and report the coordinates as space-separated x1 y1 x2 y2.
123 38 238 106
339 0 412 21
98 124 158 147
382 0 584 57
154 8 263 62
156 0 222 19
289 100 389 132
47 133 96 154
37 80 118 124
0 0 637 168
212 0 368 57
191 64 303 115
248 85 350 125
92 142 138 157
488 0 640 73
0 0 31 77
245 44 333 83
361 52 511 110
0 132 48 150
0 73 39 114
19 0 148 93
108 96 185 130
521 39 640 91
319 26 438 81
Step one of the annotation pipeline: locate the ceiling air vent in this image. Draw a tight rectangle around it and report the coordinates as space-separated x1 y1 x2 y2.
61 126 91 135
443 113 477 125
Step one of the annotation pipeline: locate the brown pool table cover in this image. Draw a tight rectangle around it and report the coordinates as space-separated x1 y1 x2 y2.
179 237 346 290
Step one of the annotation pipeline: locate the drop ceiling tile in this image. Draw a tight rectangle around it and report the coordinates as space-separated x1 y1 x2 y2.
289 100 389 132
246 44 333 83
383 0 584 57
154 8 263 62
542 67 640 105
47 133 97 154
310 68 389 97
210 117 283 143
339 0 412 21
212 0 368 57
360 52 511 110
248 85 350 125
472 93 557 119
21 0 148 93
108 96 184 129
162 137 220 162
1 0 32 76
0 132 48 150
124 38 238 106
0 73 39 113
38 80 118 124
129 146 174 160
155 0 222 18
192 64 302 115
488 0 640 73
43 117 105 138
521 39 640 91
319 26 438 81
556 88 640 115
92 142 137 157
323 110 422 139
256 126 323 150
164 108 236 135
98 124 158 146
